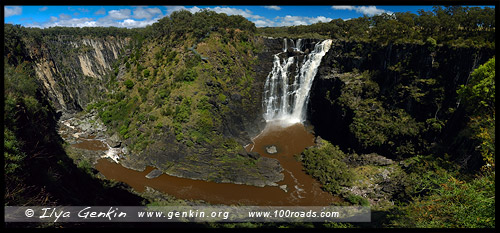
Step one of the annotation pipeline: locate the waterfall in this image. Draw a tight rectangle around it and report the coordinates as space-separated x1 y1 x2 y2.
263 39 332 125
294 39 302 52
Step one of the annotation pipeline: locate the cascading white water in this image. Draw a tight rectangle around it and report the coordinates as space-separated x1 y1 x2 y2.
263 38 333 125
294 39 302 52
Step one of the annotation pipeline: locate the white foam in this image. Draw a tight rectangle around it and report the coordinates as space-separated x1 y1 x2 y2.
63 121 75 129
99 139 122 163
263 39 333 124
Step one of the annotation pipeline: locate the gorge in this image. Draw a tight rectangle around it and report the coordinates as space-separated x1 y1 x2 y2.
56 37 340 205
4 6 495 228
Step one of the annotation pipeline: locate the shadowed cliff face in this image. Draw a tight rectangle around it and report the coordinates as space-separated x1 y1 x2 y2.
308 40 495 169
24 36 130 112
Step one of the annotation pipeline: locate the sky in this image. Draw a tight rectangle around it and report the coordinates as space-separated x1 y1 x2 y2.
3 5 494 28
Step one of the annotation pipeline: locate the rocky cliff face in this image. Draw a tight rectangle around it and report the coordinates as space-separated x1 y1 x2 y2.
308 40 495 168
24 36 130 112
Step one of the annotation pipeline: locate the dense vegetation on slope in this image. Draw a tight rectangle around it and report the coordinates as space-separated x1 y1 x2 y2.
91 10 259 153
83 10 281 185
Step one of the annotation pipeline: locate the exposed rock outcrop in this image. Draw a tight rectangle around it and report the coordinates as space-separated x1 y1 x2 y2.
106 133 122 148
145 169 163 179
266 145 278 154
25 36 130 112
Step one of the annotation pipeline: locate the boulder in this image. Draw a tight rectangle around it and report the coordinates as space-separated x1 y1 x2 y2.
80 122 91 132
266 145 278 154
345 153 394 167
247 152 261 160
106 133 121 148
237 149 261 160
145 169 163 179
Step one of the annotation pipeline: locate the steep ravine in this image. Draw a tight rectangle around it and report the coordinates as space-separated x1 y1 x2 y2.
54 36 296 189
57 37 338 196
22 33 494 205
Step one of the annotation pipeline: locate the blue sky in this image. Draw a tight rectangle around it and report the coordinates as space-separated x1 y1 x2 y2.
3 5 494 28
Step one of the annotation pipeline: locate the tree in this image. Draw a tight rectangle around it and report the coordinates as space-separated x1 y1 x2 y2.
416 9 439 39
457 57 495 172
124 79 134 89
458 57 495 114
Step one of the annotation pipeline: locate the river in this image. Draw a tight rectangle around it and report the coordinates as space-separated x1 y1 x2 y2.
70 122 338 206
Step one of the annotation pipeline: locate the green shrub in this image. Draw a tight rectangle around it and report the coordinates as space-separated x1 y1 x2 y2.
346 194 370 206
174 97 191 123
390 168 495 228
77 159 93 175
4 128 26 175
175 68 198 82
176 132 184 141
425 37 437 51
457 57 495 114
119 125 128 136
218 93 227 102
159 89 170 99
301 139 354 194
124 79 134 89
143 69 150 77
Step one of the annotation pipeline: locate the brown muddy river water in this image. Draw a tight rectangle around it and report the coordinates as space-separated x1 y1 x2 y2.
72 138 108 151
76 123 338 206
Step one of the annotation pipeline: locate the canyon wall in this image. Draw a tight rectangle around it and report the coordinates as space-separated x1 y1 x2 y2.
308 40 495 169
23 36 130 112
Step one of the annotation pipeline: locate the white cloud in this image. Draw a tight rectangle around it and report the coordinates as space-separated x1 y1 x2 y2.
78 8 90 13
211 6 263 20
95 8 106 15
108 9 131 20
59 13 72 20
165 6 201 15
26 7 163 29
331 5 391 16
331 6 356 11
20 6 349 29
355 6 390 16
5 6 22 17
132 6 163 19
119 18 161 28
264 6 281 11
39 6 48 12
253 19 275 27
274 15 333 27
36 16 98 28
